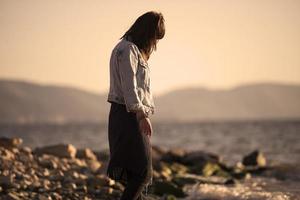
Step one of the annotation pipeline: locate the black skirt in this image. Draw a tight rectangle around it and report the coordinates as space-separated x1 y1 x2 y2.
106 101 153 187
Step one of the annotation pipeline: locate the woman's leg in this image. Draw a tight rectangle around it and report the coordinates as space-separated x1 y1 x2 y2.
120 169 152 200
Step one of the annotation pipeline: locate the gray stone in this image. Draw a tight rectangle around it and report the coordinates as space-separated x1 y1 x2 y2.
161 148 186 163
0 174 15 189
181 150 220 166
242 150 267 167
171 176 197 187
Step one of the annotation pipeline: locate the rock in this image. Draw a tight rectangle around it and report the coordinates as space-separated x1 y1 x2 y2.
153 180 187 198
94 149 110 162
87 174 115 188
78 173 88 180
4 192 22 200
161 148 186 163
2 169 10 176
34 144 77 158
37 194 52 200
71 158 87 167
156 162 189 180
20 146 32 154
0 136 274 200
28 180 42 191
37 156 58 169
65 182 77 190
111 181 125 191
171 176 197 187
11 147 19 154
164 194 177 200
100 186 114 195
18 152 34 163
201 162 231 178
158 162 172 180
0 148 15 160
0 174 15 189
51 193 62 200
232 171 252 180
168 162 188 175
152 145 168 162
86 159 102 173
202 162 218 176
181 150 220 167
0 137 23 149
242 150 267 167
42 179 51 189
77 148 97 160
224 178 237 185
153 169 161 179
43 168 50 177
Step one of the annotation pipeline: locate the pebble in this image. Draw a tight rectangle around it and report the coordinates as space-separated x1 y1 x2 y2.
0 136 273 199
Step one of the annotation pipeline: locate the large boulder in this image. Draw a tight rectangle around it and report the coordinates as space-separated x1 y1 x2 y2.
34 144 77 158
242 150 266 167
181 150 220 166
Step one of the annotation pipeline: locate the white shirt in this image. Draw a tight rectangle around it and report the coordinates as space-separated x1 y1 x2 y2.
107 38 155 116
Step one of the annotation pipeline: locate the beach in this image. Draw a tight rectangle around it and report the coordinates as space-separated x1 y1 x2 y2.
0 121 299 199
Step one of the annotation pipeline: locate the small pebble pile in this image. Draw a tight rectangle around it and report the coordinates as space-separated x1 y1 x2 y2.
0 137 124 200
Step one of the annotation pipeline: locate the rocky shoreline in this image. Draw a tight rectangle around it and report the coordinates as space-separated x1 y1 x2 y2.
0 136 272 200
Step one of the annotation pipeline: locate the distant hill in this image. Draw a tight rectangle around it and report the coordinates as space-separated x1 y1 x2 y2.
0 79 109 123
152 83 300 122
0 79 299 123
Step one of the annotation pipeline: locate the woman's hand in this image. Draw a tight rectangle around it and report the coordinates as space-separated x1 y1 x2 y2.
138 117 153 137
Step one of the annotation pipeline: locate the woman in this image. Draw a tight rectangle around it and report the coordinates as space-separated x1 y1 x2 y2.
106 11 165 200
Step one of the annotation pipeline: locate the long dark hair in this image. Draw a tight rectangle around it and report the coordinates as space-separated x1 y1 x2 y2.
120 11 165 60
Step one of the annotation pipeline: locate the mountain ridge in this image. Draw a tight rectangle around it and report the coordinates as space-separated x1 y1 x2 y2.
0 79 299 123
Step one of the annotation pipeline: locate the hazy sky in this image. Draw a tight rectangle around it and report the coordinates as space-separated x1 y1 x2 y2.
0 0 299 95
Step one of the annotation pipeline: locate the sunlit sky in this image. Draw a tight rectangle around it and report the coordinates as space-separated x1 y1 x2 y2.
0 0 299 95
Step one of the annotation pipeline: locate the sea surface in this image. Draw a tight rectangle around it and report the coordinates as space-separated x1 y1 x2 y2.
0 120 299 199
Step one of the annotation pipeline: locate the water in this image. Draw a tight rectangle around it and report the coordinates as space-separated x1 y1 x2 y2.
0 120 300 199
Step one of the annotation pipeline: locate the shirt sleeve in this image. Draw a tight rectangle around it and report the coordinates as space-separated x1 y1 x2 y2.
117 44 147 115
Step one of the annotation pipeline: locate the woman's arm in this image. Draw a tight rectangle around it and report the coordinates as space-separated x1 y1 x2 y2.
118 44 152 136
118 44 146 114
